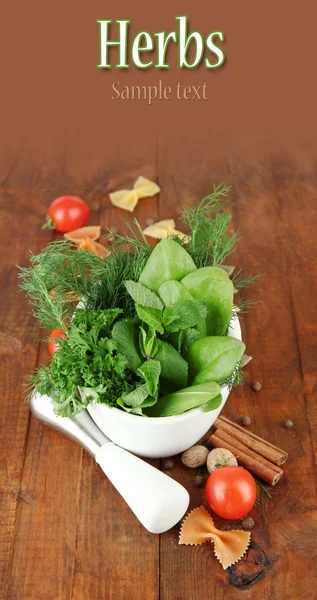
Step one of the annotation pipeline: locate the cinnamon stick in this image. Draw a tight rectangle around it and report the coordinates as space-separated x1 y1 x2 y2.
209 431 283 486
214 416 288 466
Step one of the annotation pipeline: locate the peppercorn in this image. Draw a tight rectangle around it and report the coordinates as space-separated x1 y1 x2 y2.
284 420 294 429
193 474 205 487
162 458 174 471
242 517 255 529
251 381 262 392
240 415 251 426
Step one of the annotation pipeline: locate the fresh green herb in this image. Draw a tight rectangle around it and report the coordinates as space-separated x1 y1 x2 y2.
137 359 161 397
111 319 143 372
255 479 273 499
120 384 149 407
232 268 261 290
135 304 164 334
139 326 158 360
124 280 163 310
155 340 188 389
221 359 246 390
30 308 132 416
144 382 221 417
163 299 207 332
201 393 223 412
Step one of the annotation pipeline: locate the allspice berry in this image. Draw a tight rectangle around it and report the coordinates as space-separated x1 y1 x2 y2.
284 420 294 429
242 517 255 529
193 474 205 487
240 415 251 426
251 381 262 392
162 458 174 471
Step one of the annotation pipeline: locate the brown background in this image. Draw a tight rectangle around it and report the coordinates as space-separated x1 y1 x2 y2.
1 1 317 600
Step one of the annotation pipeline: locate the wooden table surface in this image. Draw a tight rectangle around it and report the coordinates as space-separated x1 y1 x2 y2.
1 144 316 600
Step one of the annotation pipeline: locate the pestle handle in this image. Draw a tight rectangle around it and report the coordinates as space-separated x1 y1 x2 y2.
95 443 189 534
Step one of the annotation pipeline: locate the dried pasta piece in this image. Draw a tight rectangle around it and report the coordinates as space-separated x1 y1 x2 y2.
64 225 101 243
78 238 109 257
109 189 139 212
143 219 189 242
179 506 251 570
133 176 160 198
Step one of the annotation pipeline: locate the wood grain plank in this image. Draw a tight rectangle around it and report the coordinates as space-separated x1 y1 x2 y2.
228 150 317 599
0 161 56 599
3 160 100 600
70 147 160 600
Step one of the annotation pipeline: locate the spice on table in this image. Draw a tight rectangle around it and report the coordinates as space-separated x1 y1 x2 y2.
206 448 237 474
251 381 262 392
179 506 251 570
193 474 205 487
241 517 255 529
181 445 209 468
240 415 251 426
213 416 288 466
162 458 174 471
209 429 283 486
284 420 294 429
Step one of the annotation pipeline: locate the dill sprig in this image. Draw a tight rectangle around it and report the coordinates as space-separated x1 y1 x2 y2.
232 268 262 290
221 359 245 390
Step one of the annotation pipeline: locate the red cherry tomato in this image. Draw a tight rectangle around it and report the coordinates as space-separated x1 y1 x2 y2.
205 466 256 520
47 195 89 233
48 329 66 356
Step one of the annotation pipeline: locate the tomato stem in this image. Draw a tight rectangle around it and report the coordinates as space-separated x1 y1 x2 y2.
42 215 56 230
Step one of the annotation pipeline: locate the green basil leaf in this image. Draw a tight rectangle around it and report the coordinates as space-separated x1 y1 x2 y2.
144 382 221 417
163 299 207 333
137 359 161 397
125 280 163 309
136 304 164 334
112 319 143 372
155 340 188 389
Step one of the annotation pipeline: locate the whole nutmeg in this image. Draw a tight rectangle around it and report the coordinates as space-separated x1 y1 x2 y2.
181 445 209 468
207 448 238 474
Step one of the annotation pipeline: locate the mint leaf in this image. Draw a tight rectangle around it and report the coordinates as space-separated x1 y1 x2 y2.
155 340 188 389
125 280 163 309
121 384 149 407
139 326 158 359
117 398 144 415
136 304 164 334
137 359 161 397
112 319 143 372
163 299 207 333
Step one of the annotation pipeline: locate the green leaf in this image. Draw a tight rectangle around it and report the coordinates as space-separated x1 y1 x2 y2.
139 238 197 292
158 280 194 306
112 319 143 372
121 384 149 407
124 280 163 309
155 340 188 389
201 393 222 412
144 382 221 417
136 304 164 334
117 398 144 415
163 299 207 333
137 359 161 397
139 326 158 359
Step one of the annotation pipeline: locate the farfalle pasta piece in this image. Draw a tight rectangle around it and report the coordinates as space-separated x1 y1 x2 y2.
109 177 160 212
143 218 190 242
78 238 109 257
179 506 251 570
133 176 160 198
64 225 101 242
109 189 139 212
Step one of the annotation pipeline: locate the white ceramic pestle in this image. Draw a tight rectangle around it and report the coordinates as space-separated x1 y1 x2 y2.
30 392 189 534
